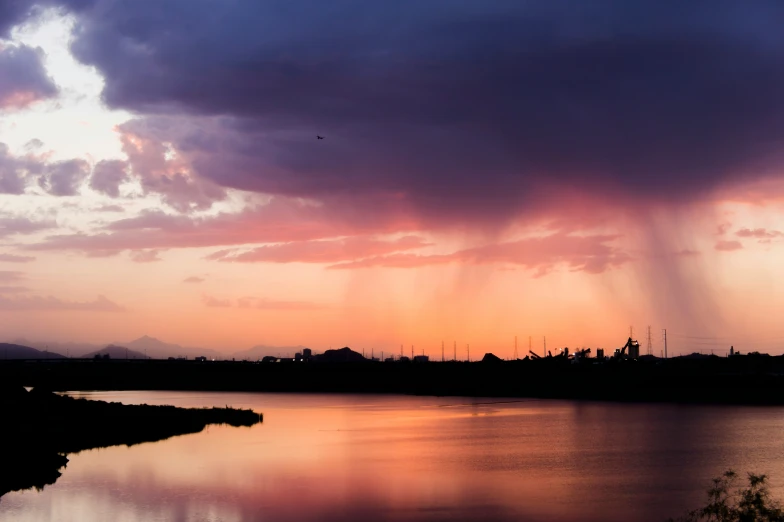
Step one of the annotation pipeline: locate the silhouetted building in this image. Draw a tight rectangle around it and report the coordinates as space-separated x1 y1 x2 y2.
195 356 207 362
596 348 604 359
413 355 429 362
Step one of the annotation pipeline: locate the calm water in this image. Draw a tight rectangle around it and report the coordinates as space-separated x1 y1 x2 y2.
2 392 784 522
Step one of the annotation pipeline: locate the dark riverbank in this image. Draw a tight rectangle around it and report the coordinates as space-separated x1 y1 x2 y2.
4 354 784 405
0 385 262 498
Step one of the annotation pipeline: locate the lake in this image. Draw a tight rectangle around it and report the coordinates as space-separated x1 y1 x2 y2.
2 392 784 522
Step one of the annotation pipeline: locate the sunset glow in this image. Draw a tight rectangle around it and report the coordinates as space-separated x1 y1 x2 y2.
2 3 784 358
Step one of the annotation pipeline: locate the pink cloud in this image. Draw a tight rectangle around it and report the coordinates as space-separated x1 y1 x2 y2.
715 240 743 251
736 227 783 239
0 253 34 263
0 294 125 311
202 295 232 308
237 297 327 310
0 270 25 282
116 122 226 212
0 216 56 237
208 235 430 263
29 197 417 255
0 285 29 293
328 233 631 275
203 295 325 310
129 249 162 263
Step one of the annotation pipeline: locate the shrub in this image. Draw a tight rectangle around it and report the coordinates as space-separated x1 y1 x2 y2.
669 470 784 522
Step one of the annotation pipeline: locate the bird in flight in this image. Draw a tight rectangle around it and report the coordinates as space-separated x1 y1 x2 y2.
317 135 324 140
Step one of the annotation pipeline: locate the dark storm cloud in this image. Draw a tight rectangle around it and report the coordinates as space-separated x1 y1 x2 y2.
42 0 784 219
0 0 37 38
0 43 57 109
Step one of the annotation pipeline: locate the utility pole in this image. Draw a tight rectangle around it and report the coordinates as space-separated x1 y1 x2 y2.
514 336 518 360
662 329 668 359
646 326 652 356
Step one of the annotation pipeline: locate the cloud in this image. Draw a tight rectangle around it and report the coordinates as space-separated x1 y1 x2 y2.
30 0 782 230
38 159 90 196
28 198 403 254
736 228 783 239
0 285 29 293
0 270 25 282
0 143 31 194
89 159 129 198
93 204 125 212
183 276 204 283
129 249 161 263
715 240 743 252
717 223 732 235
202 294 231 308
0 294 125 311
0 253 35 263
0 43 57 109
116 121 226 212
203 294 325 310
1 143 91 196
0 215 57 237
237 296 326 311
208 236 430 263
328 233 631 275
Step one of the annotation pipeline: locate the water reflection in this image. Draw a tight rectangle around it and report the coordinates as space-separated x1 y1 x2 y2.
3 392 784 522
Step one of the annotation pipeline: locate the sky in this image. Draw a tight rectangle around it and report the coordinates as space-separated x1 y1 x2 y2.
0 0 783 357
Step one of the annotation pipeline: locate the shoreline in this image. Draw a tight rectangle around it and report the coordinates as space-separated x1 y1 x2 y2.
4 357 784 407
0 386 262 499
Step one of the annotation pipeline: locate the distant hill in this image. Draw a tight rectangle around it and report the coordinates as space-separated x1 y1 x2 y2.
0 343 65 360
83 345 148 360
10 339 99 358
232 344 311 361
315 347 365 363
120 336 222 360
5 335 315 361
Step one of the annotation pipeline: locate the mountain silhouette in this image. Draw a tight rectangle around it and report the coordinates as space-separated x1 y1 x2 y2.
0 343 65 360
316 347 365 363
83 345 148 360
233 344 312 360
121 336 222 359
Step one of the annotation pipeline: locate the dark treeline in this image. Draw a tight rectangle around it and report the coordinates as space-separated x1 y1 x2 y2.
0 384 262 499
4 353 784 405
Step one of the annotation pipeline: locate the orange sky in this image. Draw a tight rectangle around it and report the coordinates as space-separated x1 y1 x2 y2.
1 10 784 358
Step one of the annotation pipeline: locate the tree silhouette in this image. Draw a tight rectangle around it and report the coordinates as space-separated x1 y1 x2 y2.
669 470 784 521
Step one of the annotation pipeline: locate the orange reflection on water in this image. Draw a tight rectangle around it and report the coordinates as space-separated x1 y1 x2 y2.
4 392 784 522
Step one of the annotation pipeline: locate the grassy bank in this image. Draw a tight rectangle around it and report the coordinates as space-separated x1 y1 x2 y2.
0 385 262 498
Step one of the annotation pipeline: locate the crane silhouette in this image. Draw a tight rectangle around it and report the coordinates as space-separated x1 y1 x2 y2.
316 135 324 140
